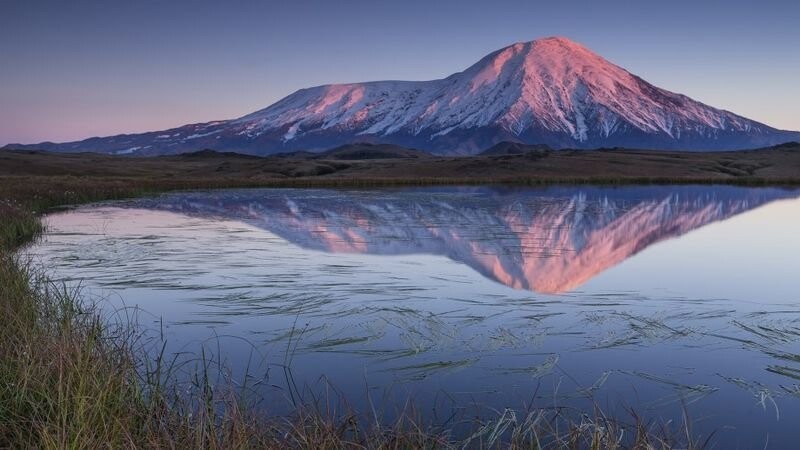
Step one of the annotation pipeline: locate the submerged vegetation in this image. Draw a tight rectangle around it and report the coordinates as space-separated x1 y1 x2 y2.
0 177 714 449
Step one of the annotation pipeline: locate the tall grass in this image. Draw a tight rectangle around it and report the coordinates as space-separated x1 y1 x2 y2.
0 177 707 448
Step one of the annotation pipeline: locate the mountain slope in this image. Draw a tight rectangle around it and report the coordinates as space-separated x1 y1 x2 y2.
6 37 799 155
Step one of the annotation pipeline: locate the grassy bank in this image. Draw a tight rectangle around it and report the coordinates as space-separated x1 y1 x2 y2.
0 178 708 449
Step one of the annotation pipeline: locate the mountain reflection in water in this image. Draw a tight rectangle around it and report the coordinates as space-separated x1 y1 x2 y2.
131 186 799 293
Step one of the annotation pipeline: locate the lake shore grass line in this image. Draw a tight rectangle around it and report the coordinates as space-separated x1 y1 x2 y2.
1 178 724 449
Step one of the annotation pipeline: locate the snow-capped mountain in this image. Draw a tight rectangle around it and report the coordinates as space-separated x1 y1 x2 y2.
7 37 799 155
131 186 800 293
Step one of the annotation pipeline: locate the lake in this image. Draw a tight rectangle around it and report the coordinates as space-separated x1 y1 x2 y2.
28 185 800 448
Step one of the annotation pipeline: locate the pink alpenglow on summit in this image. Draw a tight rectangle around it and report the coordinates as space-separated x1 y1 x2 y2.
8 37 799 156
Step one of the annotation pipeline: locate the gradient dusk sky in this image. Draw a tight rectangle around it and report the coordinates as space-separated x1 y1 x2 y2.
1 0 798 145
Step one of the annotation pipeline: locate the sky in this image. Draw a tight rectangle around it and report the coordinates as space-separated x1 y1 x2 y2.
1 0 798 145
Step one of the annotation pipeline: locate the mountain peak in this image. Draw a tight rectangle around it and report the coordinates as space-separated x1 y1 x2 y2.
464 36 630 102
500 36 598 60
528 35 590 49
476 36 597 67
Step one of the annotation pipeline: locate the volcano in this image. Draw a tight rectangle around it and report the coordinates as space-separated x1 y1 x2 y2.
7 37 799 155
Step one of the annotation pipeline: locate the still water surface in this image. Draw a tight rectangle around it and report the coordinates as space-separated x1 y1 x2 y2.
29 186 800 447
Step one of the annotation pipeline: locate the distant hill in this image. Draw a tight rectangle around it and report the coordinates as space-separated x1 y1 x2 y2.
315 143 431 160
175 149 261 159
480 142 551 156
274 143 431 160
